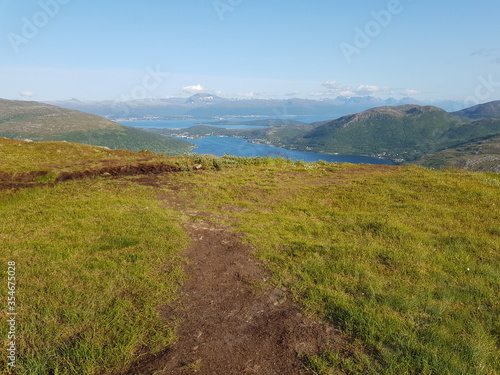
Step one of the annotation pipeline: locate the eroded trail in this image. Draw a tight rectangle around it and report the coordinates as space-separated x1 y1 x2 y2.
127 178 344 375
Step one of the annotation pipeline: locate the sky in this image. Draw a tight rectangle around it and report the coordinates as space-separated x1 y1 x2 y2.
1 0 500 105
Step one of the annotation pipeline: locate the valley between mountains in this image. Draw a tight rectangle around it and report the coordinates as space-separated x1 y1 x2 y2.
2 97 499 173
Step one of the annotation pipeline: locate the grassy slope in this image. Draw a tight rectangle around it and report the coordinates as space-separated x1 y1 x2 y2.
1 139 499 374
454 100 500 119
0 140 193 374
0 137 154 174
0 99 193 155
44 127 193 155
415 135 500 172
162 161 500 375
0 137 195 187
0 180 187 374
0 99 122 136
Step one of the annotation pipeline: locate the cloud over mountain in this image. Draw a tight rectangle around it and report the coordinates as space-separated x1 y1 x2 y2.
181 84 206 94
317 81 420 98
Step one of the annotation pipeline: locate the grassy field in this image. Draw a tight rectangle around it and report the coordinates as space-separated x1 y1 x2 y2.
1 139 499 374
0 138 154 174
160 160 500 375
0 179 188 374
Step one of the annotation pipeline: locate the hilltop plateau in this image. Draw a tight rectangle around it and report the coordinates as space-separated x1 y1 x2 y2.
1 138 499 374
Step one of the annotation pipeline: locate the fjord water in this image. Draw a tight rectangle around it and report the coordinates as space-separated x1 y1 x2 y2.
184 136 394 165
123 119 394 165
120 119 268 130
119 116 331 129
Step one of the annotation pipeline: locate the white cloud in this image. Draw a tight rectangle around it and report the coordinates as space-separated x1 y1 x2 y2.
404 89 421 96
242 91 267 98
181 84 205 94
19 91 35 97
320 81 356 97
471 49 500 64
316 81 420 98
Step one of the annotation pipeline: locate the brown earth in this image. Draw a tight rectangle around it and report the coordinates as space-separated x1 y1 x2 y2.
0 170 49 183
56 162 181 181
124 175 348 375
0 162 181 188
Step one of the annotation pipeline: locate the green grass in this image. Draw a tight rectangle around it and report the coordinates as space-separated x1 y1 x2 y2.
0 179 188 374
0 138 257 178
0 138 151 174
161 162 500 375
1 137 499 374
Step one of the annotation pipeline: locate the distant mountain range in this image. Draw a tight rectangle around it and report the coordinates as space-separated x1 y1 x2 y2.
0 99 192 155
47 94 467 121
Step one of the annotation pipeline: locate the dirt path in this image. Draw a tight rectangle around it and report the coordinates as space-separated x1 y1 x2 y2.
125 177 346 375
2 169 347 374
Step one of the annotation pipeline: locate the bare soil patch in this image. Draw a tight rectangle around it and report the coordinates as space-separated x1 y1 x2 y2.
0 162 182 190
125 179 347 375
56 162 181 181
0 170 49 182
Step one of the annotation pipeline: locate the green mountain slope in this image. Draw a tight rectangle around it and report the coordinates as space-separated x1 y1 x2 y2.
265 104 499 162
0 99 193 155
415 135 500 172
454 100 500 119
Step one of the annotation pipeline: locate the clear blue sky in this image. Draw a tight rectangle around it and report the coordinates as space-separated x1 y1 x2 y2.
1 0 499 104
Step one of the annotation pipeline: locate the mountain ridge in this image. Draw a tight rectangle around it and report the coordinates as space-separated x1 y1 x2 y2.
46 95 465 121
0 99 193 155
453 100 500 119
281 103 500 163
